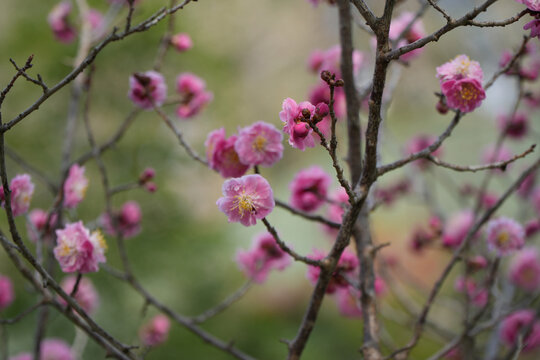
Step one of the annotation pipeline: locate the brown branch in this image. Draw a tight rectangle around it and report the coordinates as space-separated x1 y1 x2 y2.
484 35 530 91
192 281 253 324
275 199 340 229
426 0 452 23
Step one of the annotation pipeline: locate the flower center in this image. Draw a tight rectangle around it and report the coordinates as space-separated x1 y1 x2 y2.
496 231 510 247
252 135 267 152
460 83 478 101
234 192 255 216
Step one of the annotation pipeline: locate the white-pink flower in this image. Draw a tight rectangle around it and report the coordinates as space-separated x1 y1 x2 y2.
128 71 167 109
235 232 291 283
63 164 88 209
0 174 34 217
54 221 107 273
486 217 525 256
216 174 274 227
234 121 283 167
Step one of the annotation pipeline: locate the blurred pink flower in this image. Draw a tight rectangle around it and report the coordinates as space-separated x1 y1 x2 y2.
289 166 332 212
515 0 540 11
48 2 76 43
234 121 283 167
54 221 107 273
128 71 167 109
101 201 142 239
335 287 362 318
500 309 540 351
389 12 426 61
236 232 291 283
307 249 358 294
0 275 14 311
58 275 99 314
436 55 484 83
139 314 171 347
26 209 57 243
404 135 442 170
307 45 363 76
176 73 213 119
442 210 474 248
205 128 249 178
524 19 540 39
486 217 525 256
216 174 274 227
171 33 193 52
509 248 540 292
63 164 88 209
497 112 529 139
0 174 34 217
10 338 75 360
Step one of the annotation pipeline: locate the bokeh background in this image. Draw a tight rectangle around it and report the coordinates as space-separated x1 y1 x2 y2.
0 0 538 358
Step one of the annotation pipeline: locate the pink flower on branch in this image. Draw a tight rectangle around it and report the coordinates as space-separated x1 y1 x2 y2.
280 98 316 151
289 166 332 212
171 33 193 52
389 12 427 61
54 221 107 273
404 135 443 170
205 128 249 178
48 2 76 43
486 217 525 256
0 174 34 217
236 232 291 283
101 201 142 239
509 248 540 292
63 164 88 209
442 210 474 249
524 18 540 39
216 174 274 227
515 0 540 12
234 121 283 167
497 112 529 139
139 314 171 347
0 275 14 311
176 73 213 119
307 45 363 77
306 249 358 294
500 309 540 351
128 71 167 110
58 276 99 315
26 209 58 243
10 339 75 360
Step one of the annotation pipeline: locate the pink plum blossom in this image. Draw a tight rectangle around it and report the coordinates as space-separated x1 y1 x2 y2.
307 45 363 76
216 174 274 227
307 249 358 294
63 164 88 209
442 210 474 248
171 33 193 52
58 276 99 314
389 12 426 61
48 2 76 43
405 135 442 170
335 287 362 318
10 339 75 360
436 55 484 83
500 309 540 351
205 128 250 178
486 217 525 256
289 166 332 212
139 314 171 347
101 201 142 239
235 232 291 283
497 112 529 139
87 9 104 34
26 209 57 243
515 0 540 11
524 18 540 39
525 219 540 238
308 81 346 119
509 248 540 292
54 221 107 273
280 98 317 150
128 71 167 109
176 73 213 119
234 121 283 167
0 275 14 311
0 174 34 217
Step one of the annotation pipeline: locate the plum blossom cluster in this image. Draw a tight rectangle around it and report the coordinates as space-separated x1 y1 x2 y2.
54 221 107 273
436 55 486 113
0 174 34 217
236 232 291 283
515 0 540 38
101 201 142 239
206 121 283 177
280 98 330 150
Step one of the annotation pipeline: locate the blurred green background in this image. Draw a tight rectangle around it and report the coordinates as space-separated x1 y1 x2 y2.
0 0 538 359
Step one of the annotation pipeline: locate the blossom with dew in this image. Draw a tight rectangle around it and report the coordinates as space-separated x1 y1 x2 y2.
63 164 88 209
101 201 142 239
388 12 426 61
497 112 529 139
0 275 14 311
404 135 442 170
171 33 192 52
9 338 75 360
216 174 274 227
486 217 525 256
54 221 107 273
234 121 283 167
307 249 358 294
176 73 213 119
289 166 332 213
205 128 250 178
307 45 363 76
58 276 99 314
481 144 513 174
26 209 57 243
509 248 540 292
139 314 171 347
235 232 291 283
48 2 76 43
335 287 362 318
442 210 474 248
500 309 540 351
0 174 34 217
436 55 486 113
128 71 167 109
515 0 540 11
280 98 316 150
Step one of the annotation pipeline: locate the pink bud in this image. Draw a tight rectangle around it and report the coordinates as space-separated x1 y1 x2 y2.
171 33 193 52
139 315 171 347
293 122 310 139
436 100 449 114
145 182 157 193
139 167 155 183
315 102 329 118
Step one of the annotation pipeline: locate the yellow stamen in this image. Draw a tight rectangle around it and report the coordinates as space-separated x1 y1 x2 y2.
252 135 267 152
232 192 255 216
